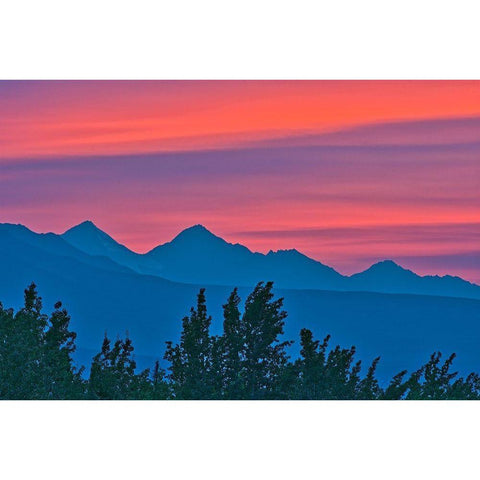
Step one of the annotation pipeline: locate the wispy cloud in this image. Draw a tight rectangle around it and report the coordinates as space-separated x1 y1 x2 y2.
1 81 479 282
2 80 480 159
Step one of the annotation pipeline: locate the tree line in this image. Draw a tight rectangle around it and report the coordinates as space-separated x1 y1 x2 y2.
1 282 479 400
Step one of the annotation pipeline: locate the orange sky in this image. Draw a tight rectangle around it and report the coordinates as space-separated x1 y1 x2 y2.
1 81 480 159
1 81 479 282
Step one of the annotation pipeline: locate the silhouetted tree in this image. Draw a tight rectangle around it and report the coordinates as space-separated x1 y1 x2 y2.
164 289 216 399
0 284 85 399
382 370 409 400
292 328 383 400
357 357 382 399
294 329 329 399
448 372 480 399
406 352 460 400
241 282 292 399
88 335 150 399
0 284 48 399
2 283 480 400
324 345 363 399
43 301 85 398
219 288 243 399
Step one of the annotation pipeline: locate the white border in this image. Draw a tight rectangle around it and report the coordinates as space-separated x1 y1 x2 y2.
0 401 478 479
1 1 479 478
1 0 480 79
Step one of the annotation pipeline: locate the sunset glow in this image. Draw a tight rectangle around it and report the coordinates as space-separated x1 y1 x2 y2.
1 81 479 282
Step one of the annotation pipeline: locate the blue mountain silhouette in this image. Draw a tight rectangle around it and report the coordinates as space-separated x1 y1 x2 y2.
61 221 480 299
349 259 480 298
1 221 480 382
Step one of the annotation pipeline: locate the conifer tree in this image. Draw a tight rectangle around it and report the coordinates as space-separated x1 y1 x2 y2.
294 329 330 399
0 284 48 399
322 345 362 399
220 288 244 399
292 328 387 400
241 282 292 399
164 289 216 399
356 357 382 399
406 352 459 400
43 301 85 399
4 284 480 400
382 370 409 400
88 334 150 399
88 336 116 399
447 372 480 399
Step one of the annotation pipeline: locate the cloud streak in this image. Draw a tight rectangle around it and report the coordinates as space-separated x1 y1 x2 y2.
1 81 479 282
1 80 480 159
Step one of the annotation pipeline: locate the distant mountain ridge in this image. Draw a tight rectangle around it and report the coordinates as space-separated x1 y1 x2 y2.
348 259 480 299
0 221 477 299
62 220 144 271
1 220 480 382
59 221 480 300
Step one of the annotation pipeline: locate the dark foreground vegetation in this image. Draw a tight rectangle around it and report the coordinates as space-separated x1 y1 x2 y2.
1 282 479 400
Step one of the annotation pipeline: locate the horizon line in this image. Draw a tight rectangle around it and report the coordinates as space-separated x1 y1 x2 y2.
2 219 479 285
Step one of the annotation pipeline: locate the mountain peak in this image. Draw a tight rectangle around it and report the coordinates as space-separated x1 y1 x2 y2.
183 224 211 234
79 219 96 227
62 220 128 254
148 224 254 257
370 259 403 270
66 220 102 233
352 259 417 280
171 224 221 243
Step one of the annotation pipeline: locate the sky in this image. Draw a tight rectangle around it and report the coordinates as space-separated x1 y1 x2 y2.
1 80 479 282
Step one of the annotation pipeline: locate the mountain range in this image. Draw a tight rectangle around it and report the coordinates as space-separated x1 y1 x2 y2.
1 220 479 382
61 220 480 300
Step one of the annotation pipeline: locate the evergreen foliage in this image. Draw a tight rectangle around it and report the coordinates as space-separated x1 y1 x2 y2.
88 335 152 400
164 288 217 399
220 288 243 399
1 282 479 400
240 282 292 399
0 284 84 399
